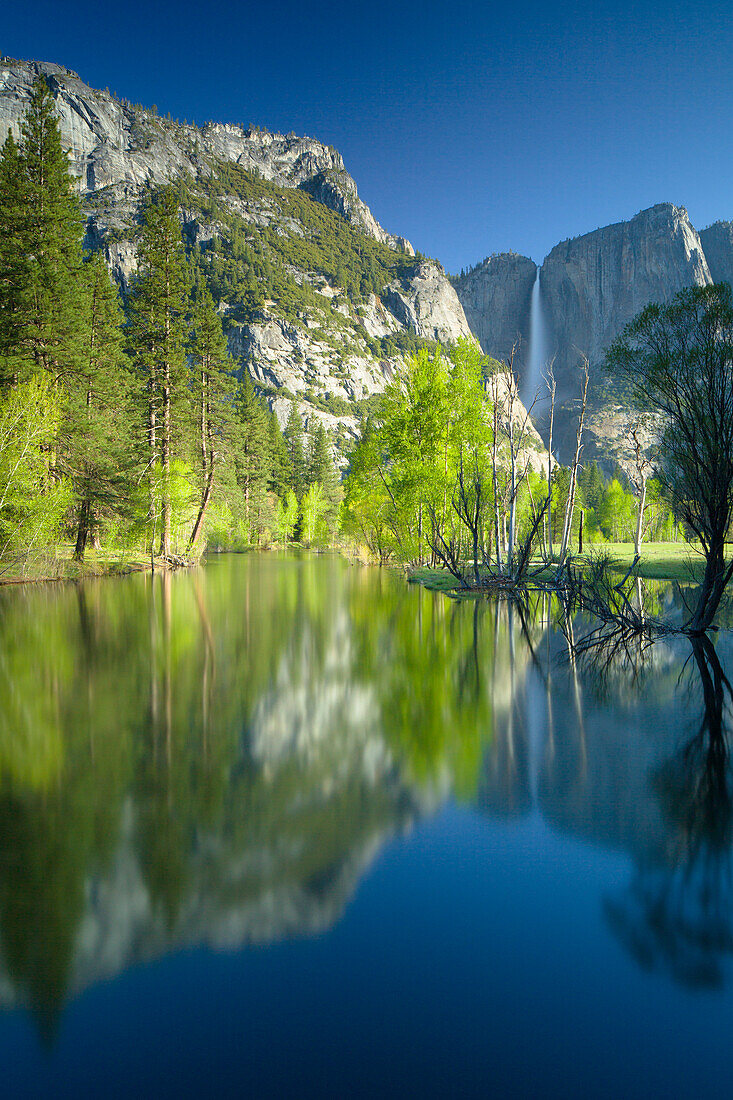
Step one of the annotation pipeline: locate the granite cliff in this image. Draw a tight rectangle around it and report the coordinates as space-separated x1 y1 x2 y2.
699 221 733 285
0 58 410 249
0 57 472 455
451 252 537 366
455 204 723 460
541 204 711 437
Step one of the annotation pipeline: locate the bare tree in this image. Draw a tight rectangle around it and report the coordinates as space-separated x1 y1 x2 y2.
544 360 557 561
557 356 589 569
626 418 654 557
489 369 503 571
606 284 733 633
498 344 539 571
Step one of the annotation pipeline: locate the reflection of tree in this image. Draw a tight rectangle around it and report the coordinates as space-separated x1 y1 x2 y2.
0 555 507 1038
605 635 733 988
0 796 87 1044
348 578 497 800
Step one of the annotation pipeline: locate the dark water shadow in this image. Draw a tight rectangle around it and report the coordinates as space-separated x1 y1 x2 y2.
594 634 733 988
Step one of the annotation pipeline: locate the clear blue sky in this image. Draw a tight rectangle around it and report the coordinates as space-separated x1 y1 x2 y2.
3 0 732 272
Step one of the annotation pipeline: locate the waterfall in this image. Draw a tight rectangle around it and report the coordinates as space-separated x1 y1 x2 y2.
523 267 549 406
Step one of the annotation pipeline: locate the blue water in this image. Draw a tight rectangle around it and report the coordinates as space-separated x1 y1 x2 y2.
0 554 731 1097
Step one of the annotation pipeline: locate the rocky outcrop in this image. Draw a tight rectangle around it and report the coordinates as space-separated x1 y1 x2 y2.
0 57 410 250
699 221 733 285
382 260 473 344
0 56 484 460
452 252 537 365
541 204 711 415
455 204 724 457
300 170 414 254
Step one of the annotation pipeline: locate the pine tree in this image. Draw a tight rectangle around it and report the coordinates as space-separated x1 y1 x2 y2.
284 401 307 499
69 252 139 559
128 186 190 558
187 275 235 551
307 420 341 539
235 369 271 543
0 129 29 383
268 409 291 497
0 78 86 382
577 460 605 512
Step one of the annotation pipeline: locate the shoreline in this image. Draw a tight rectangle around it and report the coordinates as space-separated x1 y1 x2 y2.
408 542 705 596
0 552 198 587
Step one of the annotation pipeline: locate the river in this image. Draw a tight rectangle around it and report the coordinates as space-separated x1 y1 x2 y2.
0 552 732 1097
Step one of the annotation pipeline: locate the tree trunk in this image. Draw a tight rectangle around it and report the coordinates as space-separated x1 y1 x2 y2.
507 410 517 568
634 478 647 556
148 358 157 558
491 377 502 571
547 373 555 561
687 542 733 633
189 458 215 551
558 361 589 567
188 364 211 552
159 360 171 558
74 498 91 562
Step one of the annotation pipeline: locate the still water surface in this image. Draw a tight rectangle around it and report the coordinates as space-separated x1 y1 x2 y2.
1 553 733 1097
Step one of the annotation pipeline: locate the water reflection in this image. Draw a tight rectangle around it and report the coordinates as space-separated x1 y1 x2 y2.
1 555 733 1042
605 635 733 988
0 555 499 1036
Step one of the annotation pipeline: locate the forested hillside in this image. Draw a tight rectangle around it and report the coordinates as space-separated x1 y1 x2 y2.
0 57 472 456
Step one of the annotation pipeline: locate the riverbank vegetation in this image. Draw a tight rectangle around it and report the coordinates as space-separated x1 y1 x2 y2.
605 283 733 632
0 77 342 576
2 76 730 634
342 339 680 582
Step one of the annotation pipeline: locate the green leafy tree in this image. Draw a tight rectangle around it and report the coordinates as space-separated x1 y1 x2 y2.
301 481 328 545
380 346 451 562
274 488 298 544
0 375 72 566
343 339 495 567
342 416 395 561
597 478 636 541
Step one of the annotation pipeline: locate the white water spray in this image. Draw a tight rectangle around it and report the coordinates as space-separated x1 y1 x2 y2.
523 267 550 406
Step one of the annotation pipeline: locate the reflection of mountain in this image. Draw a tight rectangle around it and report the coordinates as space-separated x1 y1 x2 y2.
0 602 421 1017
0 555 496 1028
8 557 722 1023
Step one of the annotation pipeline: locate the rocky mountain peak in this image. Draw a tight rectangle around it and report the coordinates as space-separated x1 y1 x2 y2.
0 57 411 250
699 221 733 285
452 252 537 367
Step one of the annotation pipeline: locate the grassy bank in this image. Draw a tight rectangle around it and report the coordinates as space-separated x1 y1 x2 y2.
588 542 704 582
408 541 706 594
0 546 196 585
